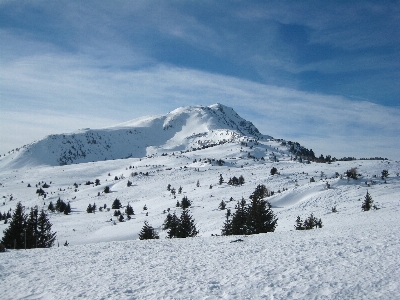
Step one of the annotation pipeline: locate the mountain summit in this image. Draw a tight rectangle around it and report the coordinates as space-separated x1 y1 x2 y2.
1 104 270 167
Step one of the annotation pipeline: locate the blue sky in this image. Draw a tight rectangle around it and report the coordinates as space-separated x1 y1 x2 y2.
1 0 399 159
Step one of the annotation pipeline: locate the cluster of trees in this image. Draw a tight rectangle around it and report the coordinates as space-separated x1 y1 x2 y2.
162 210 198 239
221 184 278 236
294 213 323 230
1 202 56 250
86 203 97 213
0 211 12 222
48 198 71 215
227 175 245 186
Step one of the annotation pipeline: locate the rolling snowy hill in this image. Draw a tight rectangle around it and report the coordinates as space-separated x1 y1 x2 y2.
0 104 399 299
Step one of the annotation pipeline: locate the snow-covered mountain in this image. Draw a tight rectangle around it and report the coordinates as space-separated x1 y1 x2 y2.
1 104 268 168
1 104 399 299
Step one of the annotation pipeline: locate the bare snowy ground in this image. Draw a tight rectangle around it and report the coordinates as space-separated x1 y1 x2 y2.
1 216 399 299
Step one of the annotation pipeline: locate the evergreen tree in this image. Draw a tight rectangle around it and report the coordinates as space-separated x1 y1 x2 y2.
48 201 55 212
294 216 304 230
1 202 26 249
177 209 198 238
246 196 277 234
112 198 122 209
36 209 56 248
250 184 270 201
26 206 38 249
63 202 71 215
55 198 67 213
166 213 180 238
229 198 248 235
218 200 226 210
219 174 224 185
178 186 182 194
303 213 317 230
125 203 134 216
138 221 159 240
362 191 374 211
221 209 232 236
104 186 110 193
87 204 93 213
180 196 191 209
238 175 245 185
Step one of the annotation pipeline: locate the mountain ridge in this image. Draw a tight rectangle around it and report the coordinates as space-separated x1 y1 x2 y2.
0 104 271 168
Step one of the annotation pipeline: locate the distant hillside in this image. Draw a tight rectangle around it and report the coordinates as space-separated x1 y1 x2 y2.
0 104 271 168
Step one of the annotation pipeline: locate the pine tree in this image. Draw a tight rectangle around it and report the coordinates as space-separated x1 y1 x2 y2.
177 209 198 238
294 216 304 230
303 213 317 230
221 209 232 236
1 202 26 249
180 196 191 209
238 175 245 185
55 198 66 213
218 200 226 210
362 191 374 211
219 174 224 185
230 198 248 235
63 202 71 215
87 204 93 213
36 209 56 248
112 198 122 209
165 213 180 238
125 203 134 216
26 206 38 248
138 221 159 240
48 201 55 212
245 187 277 235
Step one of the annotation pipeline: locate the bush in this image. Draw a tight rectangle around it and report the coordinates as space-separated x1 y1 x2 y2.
270 167 278 175
346 167 358 180
295 213 322 230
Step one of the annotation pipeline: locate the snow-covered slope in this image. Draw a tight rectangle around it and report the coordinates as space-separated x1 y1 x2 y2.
0 104 267 168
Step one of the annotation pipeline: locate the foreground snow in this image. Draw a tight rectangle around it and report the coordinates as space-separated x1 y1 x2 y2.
1 215 399 299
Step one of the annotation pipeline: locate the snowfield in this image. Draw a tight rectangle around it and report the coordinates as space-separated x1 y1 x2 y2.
0 104 399 299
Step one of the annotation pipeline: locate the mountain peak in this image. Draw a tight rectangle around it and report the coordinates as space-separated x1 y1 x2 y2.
0 104 270 167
